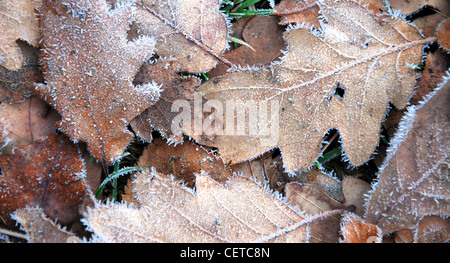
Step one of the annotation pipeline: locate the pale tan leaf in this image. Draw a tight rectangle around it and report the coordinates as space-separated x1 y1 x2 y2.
0 0 41 70
87 170 344 242
12 207 80 243
365 71 450 235
198 0 435 172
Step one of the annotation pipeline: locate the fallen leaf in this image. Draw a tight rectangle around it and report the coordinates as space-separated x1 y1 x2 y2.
437 18 450 52
0 0 41 70
35 0 160 164
198 0 434 172
0 42 42 103
340 212 382 243
136 137 232 188
285 176 370 242
395 215 450 243
130 59 203 143
364 71 450 235
274 0 321 27
0 96 60 154
12 207 80 243
208 15 287 78
0 134 87 229
133 0 228 73
390 0 450 37
87 170 344 242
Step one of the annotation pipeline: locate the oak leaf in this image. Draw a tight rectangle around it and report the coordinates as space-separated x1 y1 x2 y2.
0 96 60 154
0 42 42 103
0 134 87 229
87 170 343 242
12 207 80 243
136 137 232 188
130 59 204 143
394 216 450 243
364 71 450 235
133 0 228 73
35 0 160 164
340 212 382 243
285 177 371 242
0 0 41 70
198 0 435 172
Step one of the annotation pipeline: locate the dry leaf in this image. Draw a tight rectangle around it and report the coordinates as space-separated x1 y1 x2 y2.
364 71 450 235
0 0 41 70
285 177 370 242
0 134 87 229
390 0 450 37
198 0 434 172
437 18 450 52
208 15 287 78
340 212 382 243
395 216 450 243
0 42 42 103
274 0 321 27
35 0 160 164
12 207 80 243
130 59 203 143
133 0 228 73
87 170 344 242
136 137 232 187
0 96 59 154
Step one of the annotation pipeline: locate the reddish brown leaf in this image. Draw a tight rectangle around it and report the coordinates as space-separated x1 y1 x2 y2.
0 134 87 229
208 15 287 78
35 0 160 164
340 212 382 243
136 137 232 188
438 18 450 52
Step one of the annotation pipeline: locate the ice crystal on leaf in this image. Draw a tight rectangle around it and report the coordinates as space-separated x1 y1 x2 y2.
35 0 160 164
86 170 345 242
198 0 436 172
364 71 450 235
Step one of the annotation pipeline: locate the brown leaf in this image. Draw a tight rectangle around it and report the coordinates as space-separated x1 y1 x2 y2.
340 212 382 243
0 42 42 103
208 15 288 78
438 18 450 52
285 177 370 242
198 0 433 172
12 207 80 243
87 170 344 242
0 0 41 70
136 137 232 188
274 0 321 27
395 216 450 243
390 0 450 37
0 134 87 229
35 0 160 164
0 96 60 154
130 59 203 143
365 72 450 235
133 0 228 73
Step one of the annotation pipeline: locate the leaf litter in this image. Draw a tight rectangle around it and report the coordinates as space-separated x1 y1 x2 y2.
0 0 448 243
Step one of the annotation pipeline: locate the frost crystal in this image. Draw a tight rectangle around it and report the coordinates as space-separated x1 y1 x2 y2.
35 0 160 163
